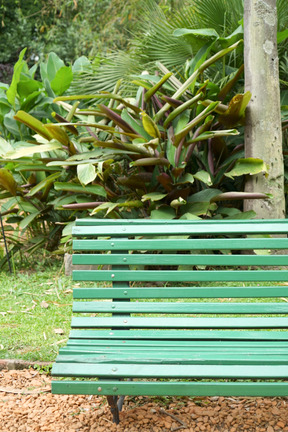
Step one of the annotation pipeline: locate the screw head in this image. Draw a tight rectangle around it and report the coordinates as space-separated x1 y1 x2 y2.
123 258 127 262
98 387 102 392
109 332 114 335
113 387 118 392
111 242 114 246
123 319 128 323
112 367 117 372
124 291 128 295
111 274 115 278
111 305 116 309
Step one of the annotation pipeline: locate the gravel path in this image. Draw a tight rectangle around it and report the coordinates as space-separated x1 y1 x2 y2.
1 369 288 431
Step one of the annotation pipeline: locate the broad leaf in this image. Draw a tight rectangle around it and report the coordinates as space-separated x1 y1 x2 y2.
19 211 41 230
47 52 65 82
150 206 176 219
194 170 212 186
51 66 73 95
54 182 106 197
142 192 167 202
26 172 62 197
225 158 269 179
6 48 27 107
77 163 97 185
0 137 13 156
218 92 252 127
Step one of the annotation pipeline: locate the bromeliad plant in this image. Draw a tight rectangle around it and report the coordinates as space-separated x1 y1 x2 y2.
0 42 269 264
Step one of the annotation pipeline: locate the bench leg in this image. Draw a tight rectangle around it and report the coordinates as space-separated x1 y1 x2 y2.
107 395 120 424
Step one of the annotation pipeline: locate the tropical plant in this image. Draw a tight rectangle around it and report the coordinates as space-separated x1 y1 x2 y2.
0 42 271 269
73 0 288 98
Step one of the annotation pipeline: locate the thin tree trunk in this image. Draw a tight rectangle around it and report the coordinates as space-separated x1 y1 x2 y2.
244 0 285 218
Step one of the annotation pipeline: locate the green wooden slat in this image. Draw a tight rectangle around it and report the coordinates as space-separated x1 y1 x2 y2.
51 362 288 378
72 253 288 266
55 353 288 365
52 380 288 397
71 316 288 329
73 269 288 282
69 329 288 340
73 286 288 299
75 218 288 226
73 238 288 251
72 223 288 236
60 345 288 354
73 301 288 314
66 339 288 348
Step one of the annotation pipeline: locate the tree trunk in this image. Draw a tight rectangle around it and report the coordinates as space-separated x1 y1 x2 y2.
244 0 285 218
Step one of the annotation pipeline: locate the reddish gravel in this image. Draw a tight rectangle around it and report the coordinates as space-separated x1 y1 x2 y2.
1 369 288 431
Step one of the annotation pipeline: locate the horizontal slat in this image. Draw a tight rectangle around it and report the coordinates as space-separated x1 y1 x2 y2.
73 286 288 299
73 238 288 251
52 380 288 397
72 253 288 266
72 223 288 236
73 301 288 314
52 363 288 378
69 329 288 340
73 269 288 282
75 218 288 226
66 339 288 348
71 316 288 329
55 352 288 365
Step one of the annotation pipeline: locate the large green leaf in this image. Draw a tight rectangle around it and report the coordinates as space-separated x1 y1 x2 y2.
26 172 62 197
174 27 219 42
51 66 73 95
150 206 176 219
54 182 106 197
225 158 269 179
47 52 65 82
19 211 41 230
77 163 97 185
6 48 27 107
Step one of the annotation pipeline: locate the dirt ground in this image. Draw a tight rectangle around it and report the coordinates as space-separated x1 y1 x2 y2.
1 369 288 432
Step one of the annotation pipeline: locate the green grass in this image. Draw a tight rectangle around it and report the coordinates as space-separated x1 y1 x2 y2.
0 263 73 362
1 260 288 362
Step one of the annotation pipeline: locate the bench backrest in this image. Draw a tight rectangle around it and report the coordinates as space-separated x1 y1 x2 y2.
71 219 288 338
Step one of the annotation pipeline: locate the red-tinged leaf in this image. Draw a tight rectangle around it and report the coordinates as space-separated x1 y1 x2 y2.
157 173 173 192
52 112 79 136
99 104 139 135
211 192 270 202
161 95 183 108
131 157 170 167
218 91 252 127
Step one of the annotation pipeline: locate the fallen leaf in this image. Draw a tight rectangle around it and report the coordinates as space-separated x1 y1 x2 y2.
0 344 4 349
55 338 68 345
0 312 6 317
64 289 73 294
43 332 47 340
54 328 64 334
40 301 49 309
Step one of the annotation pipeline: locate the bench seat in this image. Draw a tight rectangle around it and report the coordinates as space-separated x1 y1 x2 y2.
52 218 288 422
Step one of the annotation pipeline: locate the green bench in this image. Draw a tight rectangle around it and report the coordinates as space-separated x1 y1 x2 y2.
52 218 288 424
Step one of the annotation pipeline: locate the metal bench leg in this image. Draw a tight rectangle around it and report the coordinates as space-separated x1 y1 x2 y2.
107 395 120 424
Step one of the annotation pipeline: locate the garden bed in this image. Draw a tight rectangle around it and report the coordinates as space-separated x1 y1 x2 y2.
1 368 288 432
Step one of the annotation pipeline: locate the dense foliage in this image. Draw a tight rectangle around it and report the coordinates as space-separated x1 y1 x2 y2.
0 47 270 266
